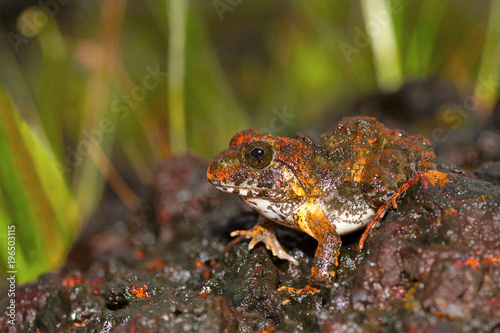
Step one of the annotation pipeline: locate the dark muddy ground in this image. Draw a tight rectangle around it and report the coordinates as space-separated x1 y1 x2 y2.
1 81 499 332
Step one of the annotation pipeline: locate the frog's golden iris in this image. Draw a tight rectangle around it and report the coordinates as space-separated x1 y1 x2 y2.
243 141 275 170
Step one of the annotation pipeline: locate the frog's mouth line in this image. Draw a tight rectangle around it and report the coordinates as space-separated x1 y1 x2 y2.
214 185 290 201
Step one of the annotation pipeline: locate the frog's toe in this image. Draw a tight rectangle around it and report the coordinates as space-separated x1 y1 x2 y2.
269 245 299 266
230 226 299 266
277 285 320 295
248 235 263 250
230 228 265 248
230 229 253 240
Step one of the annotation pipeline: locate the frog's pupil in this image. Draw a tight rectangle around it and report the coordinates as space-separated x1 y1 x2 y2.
251 147 265 159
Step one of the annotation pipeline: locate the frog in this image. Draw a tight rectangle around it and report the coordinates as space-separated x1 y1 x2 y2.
206 116 436 287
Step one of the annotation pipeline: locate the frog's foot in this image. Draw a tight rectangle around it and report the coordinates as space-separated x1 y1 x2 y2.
229 225 299 266
277 284 320 295
357 174 422 250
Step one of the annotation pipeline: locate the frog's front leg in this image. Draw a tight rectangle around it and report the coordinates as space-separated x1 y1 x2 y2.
229 217 299 266
291 200 341 286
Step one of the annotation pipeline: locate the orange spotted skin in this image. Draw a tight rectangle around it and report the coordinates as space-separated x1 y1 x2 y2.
207 116 436 286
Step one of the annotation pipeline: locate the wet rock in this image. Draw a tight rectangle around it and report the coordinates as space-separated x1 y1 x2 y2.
348 171 500 332
2 152 499 332
88 294 238 333
0 272 106 332
475 161 500 185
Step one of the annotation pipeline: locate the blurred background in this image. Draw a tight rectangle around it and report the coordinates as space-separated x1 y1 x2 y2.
0 0 499 283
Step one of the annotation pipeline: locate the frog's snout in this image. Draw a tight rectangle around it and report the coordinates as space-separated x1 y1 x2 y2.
206 169 214 182
206 160 216 183
207 158 229 184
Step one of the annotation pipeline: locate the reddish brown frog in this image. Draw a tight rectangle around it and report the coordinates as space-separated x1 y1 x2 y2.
207 116 436 287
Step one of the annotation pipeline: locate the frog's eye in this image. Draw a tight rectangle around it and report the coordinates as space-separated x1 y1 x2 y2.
243 141 275 169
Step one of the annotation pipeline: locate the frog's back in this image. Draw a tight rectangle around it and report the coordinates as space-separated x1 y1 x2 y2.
317 116 397 151
316 116 435 170
314 116 436 206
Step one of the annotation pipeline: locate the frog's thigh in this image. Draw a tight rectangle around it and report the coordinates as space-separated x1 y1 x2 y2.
362 149 410 205
293 201 341 285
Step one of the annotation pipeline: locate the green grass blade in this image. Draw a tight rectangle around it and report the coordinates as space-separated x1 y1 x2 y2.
405 0 449 76
0 83 79 283
36 15 70 164
474 0 500 111
184 6 249 156
359 0 403 91
0 130 46 283
167 0 188 153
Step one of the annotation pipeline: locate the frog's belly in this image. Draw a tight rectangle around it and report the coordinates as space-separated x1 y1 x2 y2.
329 207 376 235
242 198 294 224
243 197 376 236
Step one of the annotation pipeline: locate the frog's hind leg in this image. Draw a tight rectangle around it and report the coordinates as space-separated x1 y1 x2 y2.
357 172 424 250
361 138 436 208
227 217 299 266
362 148 411 207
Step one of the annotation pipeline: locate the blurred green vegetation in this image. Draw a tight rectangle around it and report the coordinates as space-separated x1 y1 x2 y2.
0 0 498 283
